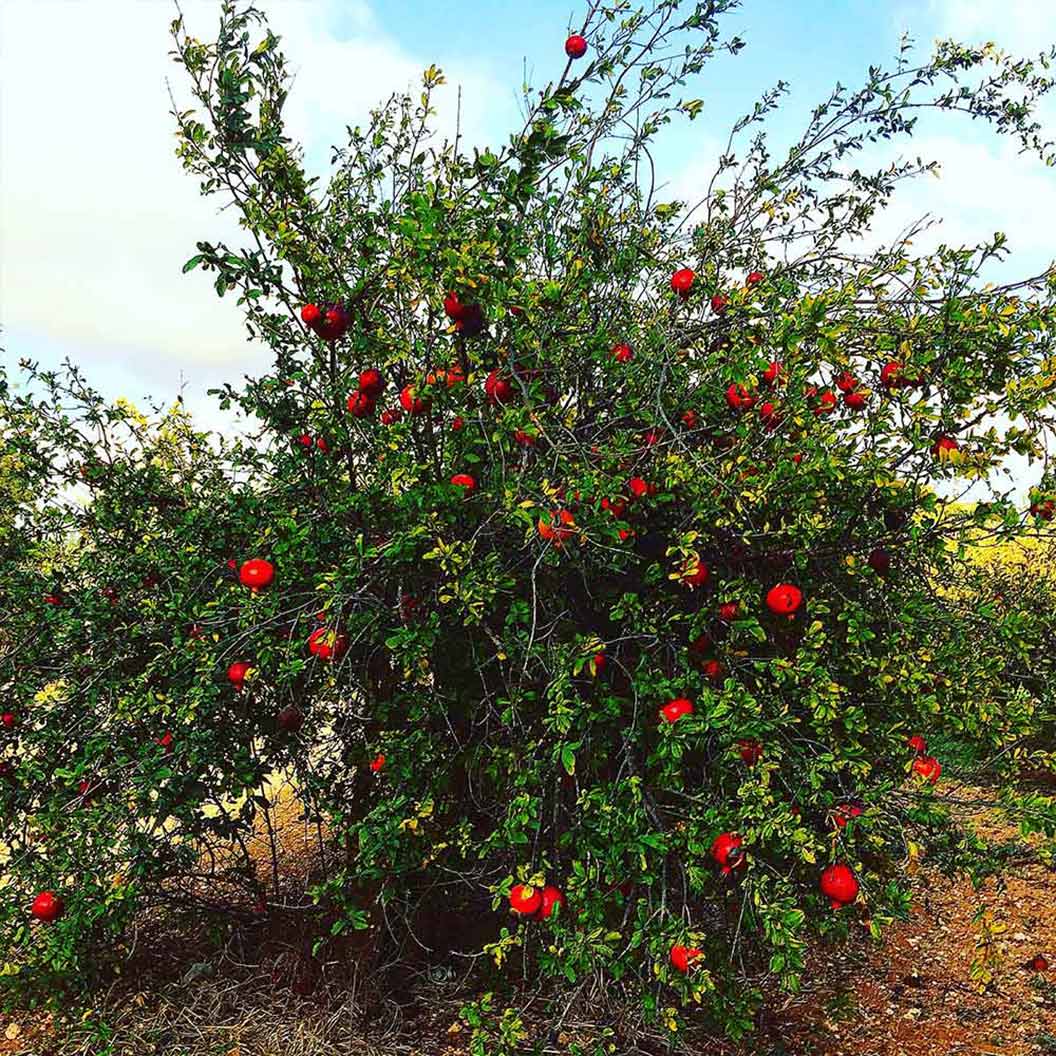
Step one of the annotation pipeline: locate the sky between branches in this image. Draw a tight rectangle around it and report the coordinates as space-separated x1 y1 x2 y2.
1 0 1054 444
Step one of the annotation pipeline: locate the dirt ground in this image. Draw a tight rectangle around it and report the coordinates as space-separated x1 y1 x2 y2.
3 784 1055 1056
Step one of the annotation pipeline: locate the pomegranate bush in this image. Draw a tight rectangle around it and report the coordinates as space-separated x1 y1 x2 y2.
4 0 1056 1038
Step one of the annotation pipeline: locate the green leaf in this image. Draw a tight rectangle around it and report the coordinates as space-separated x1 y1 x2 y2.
561 745 576 775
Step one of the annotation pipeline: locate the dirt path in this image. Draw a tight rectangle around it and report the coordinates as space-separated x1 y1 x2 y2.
743 791 1056 1056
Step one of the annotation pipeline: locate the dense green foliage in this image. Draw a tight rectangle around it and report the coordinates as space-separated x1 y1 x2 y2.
4 0 1056 1041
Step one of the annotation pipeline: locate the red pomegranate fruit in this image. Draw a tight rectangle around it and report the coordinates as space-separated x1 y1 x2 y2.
509 883 543 915
819 863 859 909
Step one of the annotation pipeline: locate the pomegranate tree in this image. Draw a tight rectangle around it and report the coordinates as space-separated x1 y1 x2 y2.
1 0 1056 1046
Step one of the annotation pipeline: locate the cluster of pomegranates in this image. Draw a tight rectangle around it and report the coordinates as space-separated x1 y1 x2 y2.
300 301 349 342
509 881 566 920
671 856 859 974
657 585 802 726
717 356 938 436
346 368 386 419
443 290 485 337
294 432 329 454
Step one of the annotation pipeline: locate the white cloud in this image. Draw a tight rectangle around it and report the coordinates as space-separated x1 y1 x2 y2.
1 1 251 371
921 0 1056 54
866 134 1056 277
0 0 512 406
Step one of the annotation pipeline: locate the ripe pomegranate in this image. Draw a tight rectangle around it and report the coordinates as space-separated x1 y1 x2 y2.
835 371 858 393
536 885 566 919
726 382 755 411
719 601 740 622
155 731 174 753
600 496 627 518
564 33 587 58
399 385 428 415
907 734 927 755
316 304 349 341
1030 499 1055 520
369 753 385 773
30 891 65 923
591 653 607 676
451 473 477 492
737 738 762 766
627 477 655 500
710 293 728 314
932 435 958 460
513 429 535 447
844 391 868 410
710 832 745 875
758 401 782 430
612 343 634 363
296 433 313 450
812 390 838 416
660 697 694 724
760 361 781 386
346 390 376 418
380 407 403 425
880 361 903 388
819 863 859 909
455 302 485 336
701 658 723 682
670 268 695 296
443 291 463 320
1030 954 1050 972
1 712 14 729
276 706 303 733
227 661 253 689
358 368 384 397
681 409 699 428
451 415 464 431
538 509 576 545
308 627 349 661
300 303 321 326
315 437 329 454
688 632 713 659
670 945 702 973
746 270 764 286
509 883 543 915
765 583 803 616
239 558 274 590
867 548 891 576
912 755 942 785
485 370 516 405
681 558 709 588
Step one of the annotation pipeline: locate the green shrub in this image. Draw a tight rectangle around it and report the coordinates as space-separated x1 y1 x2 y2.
3 0 1056 1040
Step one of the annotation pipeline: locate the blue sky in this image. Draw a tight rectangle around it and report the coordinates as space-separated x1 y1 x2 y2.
2 0 1055 438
